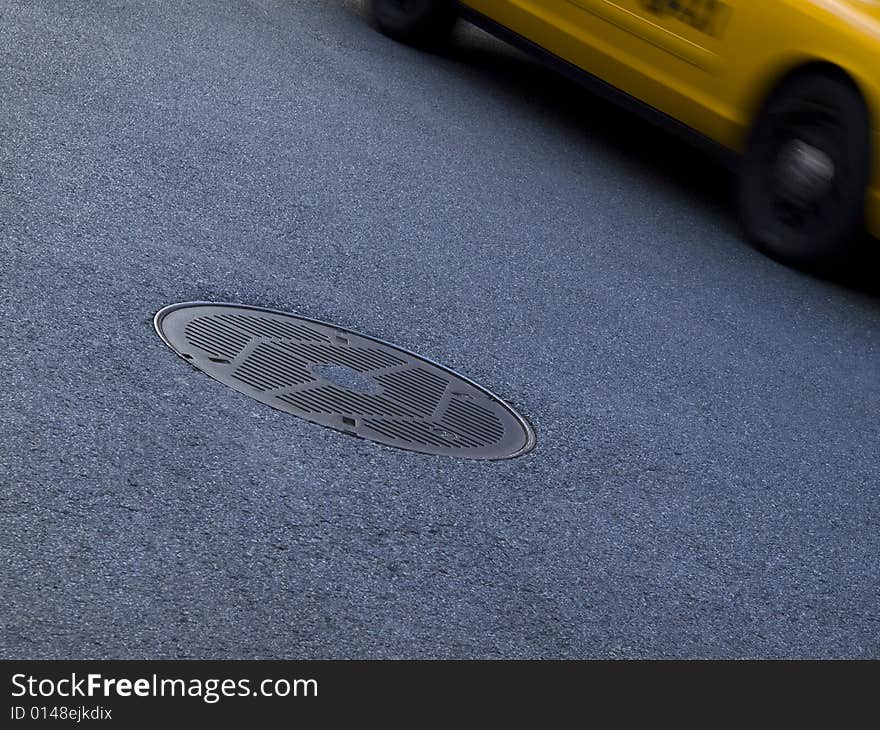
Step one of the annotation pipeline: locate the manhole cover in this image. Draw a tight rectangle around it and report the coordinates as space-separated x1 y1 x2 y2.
154 303 536 459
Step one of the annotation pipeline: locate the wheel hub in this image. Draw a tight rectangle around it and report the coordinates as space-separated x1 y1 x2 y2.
774 138 836 204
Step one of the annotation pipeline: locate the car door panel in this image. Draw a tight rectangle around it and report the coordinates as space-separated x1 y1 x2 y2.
566 0 729 72
462 0 744 146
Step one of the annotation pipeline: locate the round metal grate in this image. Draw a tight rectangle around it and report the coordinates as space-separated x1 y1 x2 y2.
154 303 536 459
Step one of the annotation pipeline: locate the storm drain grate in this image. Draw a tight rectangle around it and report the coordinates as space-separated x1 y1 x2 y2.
154 303 536 459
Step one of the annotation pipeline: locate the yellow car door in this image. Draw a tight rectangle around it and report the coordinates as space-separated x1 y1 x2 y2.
465 0 743 145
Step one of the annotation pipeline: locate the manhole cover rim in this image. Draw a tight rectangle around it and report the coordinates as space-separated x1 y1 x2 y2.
154 301 537 460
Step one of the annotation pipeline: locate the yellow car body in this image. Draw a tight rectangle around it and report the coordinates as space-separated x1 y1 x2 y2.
459 0 880 237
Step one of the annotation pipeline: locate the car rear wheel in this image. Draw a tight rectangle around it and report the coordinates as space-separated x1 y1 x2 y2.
371 0 458 47
738 72 871 273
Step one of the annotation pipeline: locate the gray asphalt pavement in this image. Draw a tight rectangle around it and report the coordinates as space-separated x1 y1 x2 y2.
1 0 878 658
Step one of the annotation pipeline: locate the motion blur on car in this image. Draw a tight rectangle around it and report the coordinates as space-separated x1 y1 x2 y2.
371 0 880 275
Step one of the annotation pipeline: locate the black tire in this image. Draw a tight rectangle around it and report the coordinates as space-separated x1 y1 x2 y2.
738 71 871 273
371 0 458 47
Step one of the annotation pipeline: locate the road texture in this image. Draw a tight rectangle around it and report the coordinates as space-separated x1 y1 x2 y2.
1 0 878 658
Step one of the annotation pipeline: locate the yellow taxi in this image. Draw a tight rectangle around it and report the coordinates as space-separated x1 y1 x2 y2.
371 0 880 272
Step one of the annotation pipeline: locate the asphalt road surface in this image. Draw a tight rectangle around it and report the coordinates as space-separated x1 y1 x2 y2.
2 0 878 659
